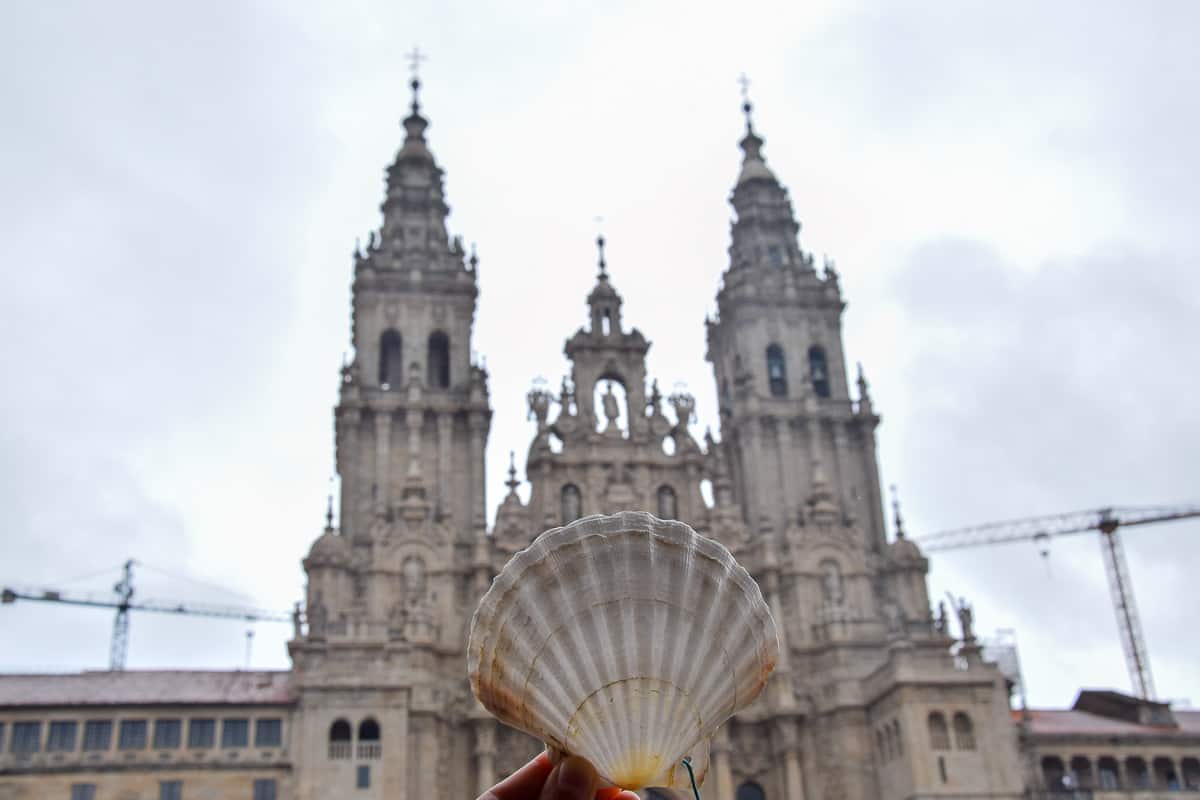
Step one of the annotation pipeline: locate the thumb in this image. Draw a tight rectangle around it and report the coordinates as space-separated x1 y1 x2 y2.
539 755 599 800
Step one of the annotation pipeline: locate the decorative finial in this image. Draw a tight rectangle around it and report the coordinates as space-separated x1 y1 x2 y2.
469 242 479 272
506 451 519 493
738 72 754 132
406 46 427 114
890 484 905 539
596 234 608 280
325 493 334 531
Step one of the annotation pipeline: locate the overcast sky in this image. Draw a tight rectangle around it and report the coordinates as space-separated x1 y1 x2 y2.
1 1 1197 709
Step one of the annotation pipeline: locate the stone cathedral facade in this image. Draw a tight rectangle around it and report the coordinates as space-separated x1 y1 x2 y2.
287 79 1024 800
9 81 1197 800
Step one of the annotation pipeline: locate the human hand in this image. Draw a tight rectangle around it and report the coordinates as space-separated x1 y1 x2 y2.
477 752 641 800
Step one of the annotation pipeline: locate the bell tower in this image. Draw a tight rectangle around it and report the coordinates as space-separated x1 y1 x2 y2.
705 95 887 551
289 71 492 800
335 74 492 540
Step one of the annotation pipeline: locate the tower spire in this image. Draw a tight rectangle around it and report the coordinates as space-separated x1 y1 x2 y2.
738 72 755 134
890 484 906 539
596 234 608 280
406 46 427 116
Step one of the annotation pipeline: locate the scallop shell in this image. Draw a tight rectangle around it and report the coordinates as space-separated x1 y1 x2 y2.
468 511 779 791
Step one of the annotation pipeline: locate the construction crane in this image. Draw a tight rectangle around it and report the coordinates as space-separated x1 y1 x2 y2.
1 559 293 671
915 504 1200 701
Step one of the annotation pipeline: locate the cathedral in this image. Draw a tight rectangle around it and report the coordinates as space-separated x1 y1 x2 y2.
3 77 1198 800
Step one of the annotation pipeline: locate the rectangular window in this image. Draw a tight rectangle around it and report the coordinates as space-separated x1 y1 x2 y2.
0 722 5 751
252 778 277 800
221 718 249 748
118 719 148 750
82 720 113 751
357 764 370 788
159 779 183 800
10 721 41 753
47 720 78 752
188 718 215 748
254 718 282 748
154 719 182 749
70 785 97 800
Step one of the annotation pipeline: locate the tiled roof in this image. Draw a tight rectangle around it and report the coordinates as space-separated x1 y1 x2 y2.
1017 708 1200 737
0 670 294 708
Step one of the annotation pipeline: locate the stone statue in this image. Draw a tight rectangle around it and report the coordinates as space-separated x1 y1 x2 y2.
403 556 427 605
953 596 975 642
934 600 948 634
647 379 663 415
292 602 303 640
820 560 844 607
601 382 620 430
527 386 552 429
558 377 575 415
669 390 695 428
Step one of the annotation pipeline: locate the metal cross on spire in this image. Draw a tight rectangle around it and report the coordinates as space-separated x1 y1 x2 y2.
406 46 427 112
406 46 427 79
738 72 755 131
594 216 608 279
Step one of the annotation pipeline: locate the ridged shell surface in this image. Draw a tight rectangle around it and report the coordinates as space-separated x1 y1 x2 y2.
468 512 779 791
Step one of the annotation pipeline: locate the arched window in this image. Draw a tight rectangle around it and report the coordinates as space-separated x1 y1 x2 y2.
875 729 886 761
1181 757 1200 790
357 718 381 760
884 725 895 760
427 331 450 389
892 719 904 756
561 484 582 524
1070 756 1095 790
927 712 950 751
952 712 975 750
657 486 678 520
766 344 788 397
1153 757 1180 790
379 330 403 388
1042 757 1066 791
329 719 351 760
1125 757 1149 789
808 346 830 398
736 782 765 800
1097 757 1120 789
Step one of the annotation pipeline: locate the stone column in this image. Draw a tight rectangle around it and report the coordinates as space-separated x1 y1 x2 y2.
774 717 807 800
861 425 887 553
407 407 423 478
712 727 734 800
375 409 393 508
437 412 453 518
777 416 798 528
469 412 488 530
742 417 766 528
832 423 851 519
474 718 497 795
339 407 361 532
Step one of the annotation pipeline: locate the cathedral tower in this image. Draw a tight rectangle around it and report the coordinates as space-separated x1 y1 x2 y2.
705 100 887 549
289 76 492 800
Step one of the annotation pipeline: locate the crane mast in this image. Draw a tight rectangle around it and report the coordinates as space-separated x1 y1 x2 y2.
916 504 1200 701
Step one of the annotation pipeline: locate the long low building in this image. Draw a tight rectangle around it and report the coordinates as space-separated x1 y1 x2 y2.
1021 689 1200 795
0 671 295 800
3 669 1199 799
